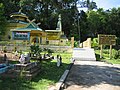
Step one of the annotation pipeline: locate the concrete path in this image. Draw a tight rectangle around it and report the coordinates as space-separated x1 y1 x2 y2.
64 61 120 90
73 48 96 61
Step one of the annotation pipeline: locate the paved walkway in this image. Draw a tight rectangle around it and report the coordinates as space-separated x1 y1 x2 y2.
64 61 120 90
64 48 120 90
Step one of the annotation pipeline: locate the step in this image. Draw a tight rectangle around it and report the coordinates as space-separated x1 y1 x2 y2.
25 69 41 80
73 48 96 61
14 62 39 70
14 66 40 74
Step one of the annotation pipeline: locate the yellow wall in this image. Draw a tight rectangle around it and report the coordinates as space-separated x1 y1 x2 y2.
46 32 61 40
14 17 26 21
8 23 27 29
42 37 46 44
48 40 60 45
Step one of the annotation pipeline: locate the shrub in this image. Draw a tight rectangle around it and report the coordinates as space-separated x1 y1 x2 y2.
103 49 109 54
47 49 54 54
74 41 79 47
91 38 98 49
66 41 71 46
30 45 42 55
92 38 98 47
114 50 120 59
116 37 120 45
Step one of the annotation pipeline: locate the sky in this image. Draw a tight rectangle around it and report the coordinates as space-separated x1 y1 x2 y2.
94 0 120 10
78 0 120 11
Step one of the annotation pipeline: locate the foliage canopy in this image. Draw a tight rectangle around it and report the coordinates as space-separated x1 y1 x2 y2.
0 0 120 43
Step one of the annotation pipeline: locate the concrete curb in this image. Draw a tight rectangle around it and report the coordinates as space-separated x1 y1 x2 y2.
55 60 75 90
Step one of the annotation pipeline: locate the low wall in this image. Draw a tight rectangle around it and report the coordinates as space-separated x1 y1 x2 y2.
39 45 72 52
0 45 72 53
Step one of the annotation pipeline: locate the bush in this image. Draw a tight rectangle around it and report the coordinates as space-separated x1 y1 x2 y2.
91 38 98 49
103 49 109 54
116 37 120 45
30 45 42 55
47 49 54 54
114 50 120 59
66 41 71 46
74 41 79 47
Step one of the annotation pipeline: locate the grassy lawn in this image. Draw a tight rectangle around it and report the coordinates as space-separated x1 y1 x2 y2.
95 49 120 64
0 52 72 90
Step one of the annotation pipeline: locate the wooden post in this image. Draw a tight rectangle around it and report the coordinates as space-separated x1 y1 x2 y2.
100 45 103 58
109 45 112 59
71 37 74 48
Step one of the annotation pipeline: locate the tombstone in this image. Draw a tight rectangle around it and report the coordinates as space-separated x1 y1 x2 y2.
56 55 62 67
4 54 7 61
15 51 18 56
59 56 62 66
57 58 60 67
19 54 25 64
24 53 30 63
70 58 74 63
4 54 9 65
19 54 30 64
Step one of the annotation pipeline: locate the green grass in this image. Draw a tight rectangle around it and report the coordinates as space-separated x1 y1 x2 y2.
95 49 120 64
0 52 71 90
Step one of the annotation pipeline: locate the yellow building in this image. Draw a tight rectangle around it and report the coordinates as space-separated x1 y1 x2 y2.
11 22 46 44
7 12 67 45
9 11 29 28
45 15 67 45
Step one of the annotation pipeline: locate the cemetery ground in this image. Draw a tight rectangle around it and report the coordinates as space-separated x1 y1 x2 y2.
0 52 71 90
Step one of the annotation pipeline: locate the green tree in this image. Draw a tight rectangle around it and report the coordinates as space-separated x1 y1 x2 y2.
0 0 20 19
87 10 101 37
108 8 120 37
0 3 7 40
79 10 88 42
80 0 97 11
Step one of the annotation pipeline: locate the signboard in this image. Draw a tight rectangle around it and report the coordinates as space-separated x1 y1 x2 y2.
98 34 116 45
12 32 30 40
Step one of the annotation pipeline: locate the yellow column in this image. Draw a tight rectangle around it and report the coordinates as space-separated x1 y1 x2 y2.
30 36 33 44
109 45 112 59
100 45 103 58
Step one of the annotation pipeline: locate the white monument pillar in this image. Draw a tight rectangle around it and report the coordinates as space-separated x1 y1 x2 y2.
56 14 62 31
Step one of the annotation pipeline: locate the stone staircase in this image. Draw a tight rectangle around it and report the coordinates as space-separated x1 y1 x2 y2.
73 48 96 61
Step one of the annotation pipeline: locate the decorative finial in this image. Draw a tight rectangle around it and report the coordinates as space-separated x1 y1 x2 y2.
56 14 62 31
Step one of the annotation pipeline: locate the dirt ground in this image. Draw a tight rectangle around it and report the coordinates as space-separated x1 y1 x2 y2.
64 61 120 90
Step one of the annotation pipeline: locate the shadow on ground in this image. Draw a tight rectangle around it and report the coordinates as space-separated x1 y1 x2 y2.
65 64 120 88
32 61 69 82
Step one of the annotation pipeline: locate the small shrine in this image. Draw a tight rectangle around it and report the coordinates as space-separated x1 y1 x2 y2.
11 19 46 44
